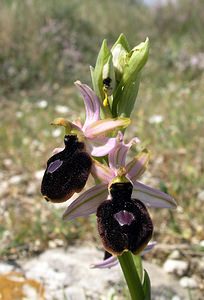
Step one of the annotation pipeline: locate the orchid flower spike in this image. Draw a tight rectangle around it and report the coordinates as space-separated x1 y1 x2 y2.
63 131 176 219
52 81 130 157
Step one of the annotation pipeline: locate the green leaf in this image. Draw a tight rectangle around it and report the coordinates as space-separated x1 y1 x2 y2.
132 254 143 282
143 270 151 300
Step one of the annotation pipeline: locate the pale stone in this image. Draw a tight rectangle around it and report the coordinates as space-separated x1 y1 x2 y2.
0 181 9 197
64 287 86 300
26 182 37 196
48 240 57 249
22 284 39 300
179 277 198 289
0 263 14 274
8 175 25 185
168 250 181 260
197 190 204 202
172 296 181 300
163 259 188 276
3 158 13 167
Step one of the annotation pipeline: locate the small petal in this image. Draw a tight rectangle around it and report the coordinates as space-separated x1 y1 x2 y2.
126 149 150 183
141 241 157 255
91 160 115 183
89 137 117 157
75 81 100 130
84 118 130 138
109 132 140 170
63 183 108 220
109 133 127 170
132 181 177 209
91 241 156 269
91 256 118 269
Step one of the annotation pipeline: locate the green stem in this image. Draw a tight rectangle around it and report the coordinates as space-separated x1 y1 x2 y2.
118 251 145 300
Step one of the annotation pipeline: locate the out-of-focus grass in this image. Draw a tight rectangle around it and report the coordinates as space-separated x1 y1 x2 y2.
133 72 204 245
1 0 203 92
0 0 204 262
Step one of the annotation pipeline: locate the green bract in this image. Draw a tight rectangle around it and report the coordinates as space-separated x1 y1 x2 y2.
90 40 111 103
113 38 149 117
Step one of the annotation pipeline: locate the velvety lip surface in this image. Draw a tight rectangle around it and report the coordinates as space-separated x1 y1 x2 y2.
114 210 135 226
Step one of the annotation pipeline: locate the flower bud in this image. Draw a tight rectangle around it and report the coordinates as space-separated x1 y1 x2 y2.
123 38 149 83
111 33 130 83
112 38 149 117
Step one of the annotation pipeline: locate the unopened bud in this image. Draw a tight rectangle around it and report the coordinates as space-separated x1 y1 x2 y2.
112 37 150 117
111 34 130 82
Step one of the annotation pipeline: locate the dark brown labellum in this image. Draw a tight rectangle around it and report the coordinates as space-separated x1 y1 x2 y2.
41 135 92 203
97 182 153 256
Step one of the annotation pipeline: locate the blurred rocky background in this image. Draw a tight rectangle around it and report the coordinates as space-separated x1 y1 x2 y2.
0 0 204 299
